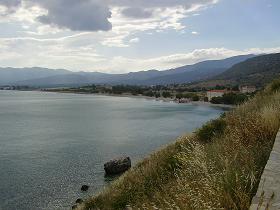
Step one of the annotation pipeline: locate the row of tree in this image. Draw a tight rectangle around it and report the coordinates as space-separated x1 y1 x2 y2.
210 93 249 105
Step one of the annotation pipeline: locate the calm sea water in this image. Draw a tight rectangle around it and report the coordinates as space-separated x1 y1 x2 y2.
0 91 225 210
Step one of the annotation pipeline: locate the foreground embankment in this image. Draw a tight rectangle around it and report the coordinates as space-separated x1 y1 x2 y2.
250 128 280 209
78 79 280 210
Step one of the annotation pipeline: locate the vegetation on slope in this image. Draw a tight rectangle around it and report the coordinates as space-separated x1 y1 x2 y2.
192 53 280 88
210 92 250 105
80 79 280 210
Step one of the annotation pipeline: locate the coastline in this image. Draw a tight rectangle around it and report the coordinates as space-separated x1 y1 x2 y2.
190 101 235 109
40 90 175 102
40 90 235 108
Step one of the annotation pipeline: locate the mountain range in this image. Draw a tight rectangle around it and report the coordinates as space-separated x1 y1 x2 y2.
192 53 280 88
0 54 255 87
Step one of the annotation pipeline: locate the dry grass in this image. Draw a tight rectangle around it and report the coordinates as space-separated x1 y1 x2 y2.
80 79 280 210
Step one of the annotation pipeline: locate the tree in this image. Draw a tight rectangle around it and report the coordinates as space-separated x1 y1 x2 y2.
176 93 183 99
210 93 248 105
162 91 172 98
192 95 199 101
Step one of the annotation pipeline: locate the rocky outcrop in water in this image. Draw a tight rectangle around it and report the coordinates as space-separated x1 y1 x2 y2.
75 198 83 204
104 157 131 175
81 185 89 191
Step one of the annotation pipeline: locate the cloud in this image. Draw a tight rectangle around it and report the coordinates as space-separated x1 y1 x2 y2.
121 7 153 19
0 0 21 15
0 0 21 8
96 47 280 73
129 38 140 43
107 0 217 9
107 0 218 19
1 37 279 73
1 0 218 32
34 0 112 31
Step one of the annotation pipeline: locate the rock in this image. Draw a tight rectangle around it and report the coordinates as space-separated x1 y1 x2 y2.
81 185 89 191
104 156 131 175
75 198 83 204
72 204 78 209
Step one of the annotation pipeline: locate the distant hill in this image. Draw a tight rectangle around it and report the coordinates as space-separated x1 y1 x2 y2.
0 67 71 85
193 53 280 88
0 54 255 87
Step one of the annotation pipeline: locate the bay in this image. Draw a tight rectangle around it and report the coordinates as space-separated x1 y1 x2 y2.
0 91 225 210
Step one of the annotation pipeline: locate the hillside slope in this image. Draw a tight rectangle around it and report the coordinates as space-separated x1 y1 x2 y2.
78 79 280 210
0 67 71 85
216 53 280 86
193 53 280 88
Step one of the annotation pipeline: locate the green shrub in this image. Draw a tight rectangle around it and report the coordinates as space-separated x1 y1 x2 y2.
176 93 183 99
270 79 280 92
211 93 248 105
196 117 226 143
192 95 200 101
162 91 172 98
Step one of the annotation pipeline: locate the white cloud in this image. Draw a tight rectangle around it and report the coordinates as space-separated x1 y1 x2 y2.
0 38 279 73
129 38 139 43
3 0 278 74
0 0 218 31
0 0 218 47
95 47 280 73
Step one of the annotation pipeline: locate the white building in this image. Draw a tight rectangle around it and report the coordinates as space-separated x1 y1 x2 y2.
207 90 226 101
240 86 256 94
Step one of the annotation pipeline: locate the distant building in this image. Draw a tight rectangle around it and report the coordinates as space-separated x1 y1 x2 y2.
0 86 13 90
240 86 256 94
207 90 226 101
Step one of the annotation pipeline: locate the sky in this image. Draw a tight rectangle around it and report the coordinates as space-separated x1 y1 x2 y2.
0 0 279 73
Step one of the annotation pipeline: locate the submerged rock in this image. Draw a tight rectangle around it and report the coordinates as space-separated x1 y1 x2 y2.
72 204 78 209
104 156 131 175
81 185 89 191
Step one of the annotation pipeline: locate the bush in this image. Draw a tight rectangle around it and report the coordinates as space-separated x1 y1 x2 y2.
211 93 248 105
196 117 226 143
176 93 183 99
162 91 172 98
269 79 280 93
154 92 161 98
143 91 154 97
192 95 200 101
183 93 195 98
210 96 223 104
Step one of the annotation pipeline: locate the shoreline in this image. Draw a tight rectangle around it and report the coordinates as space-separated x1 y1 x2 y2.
40 90 235 108
40 90 175 102
190 101 235 109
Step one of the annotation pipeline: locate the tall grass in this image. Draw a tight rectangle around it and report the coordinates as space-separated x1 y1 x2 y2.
80 79 280 210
